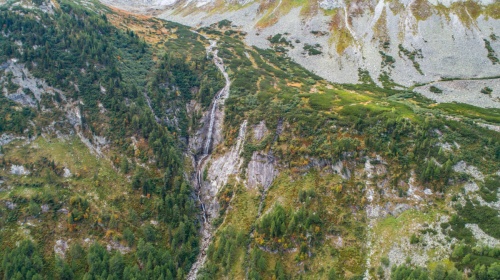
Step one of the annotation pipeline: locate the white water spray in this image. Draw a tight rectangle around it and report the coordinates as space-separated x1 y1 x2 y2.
187 39 231 280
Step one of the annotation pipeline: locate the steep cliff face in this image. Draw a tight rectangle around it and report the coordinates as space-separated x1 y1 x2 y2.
100 0 500 108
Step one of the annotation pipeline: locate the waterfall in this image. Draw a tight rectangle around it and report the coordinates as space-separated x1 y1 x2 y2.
187 39 231 280
203 41 230 155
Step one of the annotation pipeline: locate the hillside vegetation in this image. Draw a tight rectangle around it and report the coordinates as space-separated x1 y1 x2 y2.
0 0 224 278
0 0 499 279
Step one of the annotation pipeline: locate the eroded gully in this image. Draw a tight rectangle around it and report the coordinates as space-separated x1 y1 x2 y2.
186 39 230 280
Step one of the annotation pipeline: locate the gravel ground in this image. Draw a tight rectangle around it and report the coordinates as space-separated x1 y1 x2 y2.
415 78 500 108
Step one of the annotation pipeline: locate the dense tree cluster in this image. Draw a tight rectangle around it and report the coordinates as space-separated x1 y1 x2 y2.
0 1 207 278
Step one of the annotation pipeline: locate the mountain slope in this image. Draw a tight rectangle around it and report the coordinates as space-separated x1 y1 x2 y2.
101 0 500 109
0 1 219 278
0 0 500 280
186 22 500 279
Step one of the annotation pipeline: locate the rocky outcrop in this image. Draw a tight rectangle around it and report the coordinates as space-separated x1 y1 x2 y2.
415 79 500 109
387 215 455 269
0 134 25 146
206 120 247 201
252 120 268 141
453 161 484 181
246 151 278 189
466 224 500 247
1 59 64 108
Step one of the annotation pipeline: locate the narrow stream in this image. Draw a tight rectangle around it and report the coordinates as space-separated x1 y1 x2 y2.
187 39 230 280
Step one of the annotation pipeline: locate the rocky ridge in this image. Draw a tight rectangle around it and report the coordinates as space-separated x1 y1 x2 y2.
100 0 500 108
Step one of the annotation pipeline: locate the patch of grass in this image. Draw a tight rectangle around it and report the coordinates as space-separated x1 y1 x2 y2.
435 103 500 124
449 1 481 27
371 209 438 267
411 0 433 21
309 92 334 110
485 2 500 19
333 89 373 107
221 183 260 232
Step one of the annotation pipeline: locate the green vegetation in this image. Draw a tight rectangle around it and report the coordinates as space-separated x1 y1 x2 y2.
268 33 291 46
1 240 44 279
398 44 424 75
199 226 247 279
481 86 493 95
1 0 500 279
379 51 396 68
358 68 376 85
379 71 402 89
389 240 500 280
457 200 500 239
430 86 443 93
480 176 500 202
255 203 323 251
303 43 322 55
484 39 499 64
0 0 218 278
435 103 500 124
391 264 429 280
206 28 499 279
268 34 293 53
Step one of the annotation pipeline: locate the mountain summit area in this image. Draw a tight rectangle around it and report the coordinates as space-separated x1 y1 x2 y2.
0 0 499 279
102 0 500 108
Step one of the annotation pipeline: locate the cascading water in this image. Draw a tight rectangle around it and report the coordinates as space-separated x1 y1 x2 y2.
187 39 230 280
203 41 230 155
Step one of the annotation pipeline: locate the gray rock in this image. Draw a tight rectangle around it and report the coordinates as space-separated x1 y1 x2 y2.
54 239 70 258
6 90 37 107
453 161 484 181
319 0 343 10
0 134 24 146
246 151 278 189
465 224 500 247
252 121 268 141
390 203 411 217
63 167 72 178
10 165 30 175
6 201 16 210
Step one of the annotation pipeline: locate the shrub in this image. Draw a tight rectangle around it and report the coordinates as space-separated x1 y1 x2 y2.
304 44 322 55
481 87 493 95
430 86 443 93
